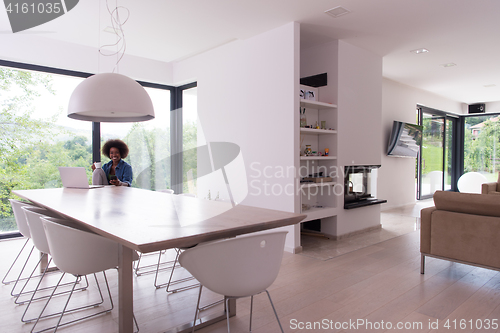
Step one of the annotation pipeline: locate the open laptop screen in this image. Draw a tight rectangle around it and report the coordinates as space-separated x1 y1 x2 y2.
58 167 103 189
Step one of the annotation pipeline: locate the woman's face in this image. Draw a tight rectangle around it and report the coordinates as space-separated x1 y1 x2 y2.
109 147 121 163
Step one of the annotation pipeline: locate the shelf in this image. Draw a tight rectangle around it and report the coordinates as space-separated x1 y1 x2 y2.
300 128 337 135
300 156 337 161
300 182 336 189
300 206 337 222
300 99 337 109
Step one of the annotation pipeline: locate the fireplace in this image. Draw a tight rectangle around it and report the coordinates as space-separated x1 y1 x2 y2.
344 165 387 209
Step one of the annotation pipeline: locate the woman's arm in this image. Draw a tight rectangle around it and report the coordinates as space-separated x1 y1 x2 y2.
117 162 133 186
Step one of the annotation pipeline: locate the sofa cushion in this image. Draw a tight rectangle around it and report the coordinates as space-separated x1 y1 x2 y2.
433 190 500 218
430 210 500 269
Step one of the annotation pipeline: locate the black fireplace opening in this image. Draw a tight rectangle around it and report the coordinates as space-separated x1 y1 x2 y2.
344 165 387 209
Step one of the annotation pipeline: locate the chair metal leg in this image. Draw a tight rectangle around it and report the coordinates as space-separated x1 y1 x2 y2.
10 244 36 296
14 253 48 302
421 253 425 274
15 254 87 308
192 285 203 333
51 274 78 333
30 272 67 333
135 250 177 278
31 271 139 333
249 295 254 332
11 253 56 304
225 297 231 333
30 272 112 332
265 290 284 333
198 298 224 311
134 252 144 274
2 238 31 285
21 274 89 323
154 251 179 288
164 249 198 293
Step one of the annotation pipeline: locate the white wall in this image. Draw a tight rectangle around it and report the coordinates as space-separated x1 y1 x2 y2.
379 78 464 210
484 101 500 114
0 34 173 85
174 22 300 251
334 40 383 236
337 40 382 167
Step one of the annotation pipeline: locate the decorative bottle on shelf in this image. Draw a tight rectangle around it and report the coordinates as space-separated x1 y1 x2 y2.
300 107 307 127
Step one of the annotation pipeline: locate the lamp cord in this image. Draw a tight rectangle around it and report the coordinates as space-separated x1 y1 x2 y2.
99 0 130 73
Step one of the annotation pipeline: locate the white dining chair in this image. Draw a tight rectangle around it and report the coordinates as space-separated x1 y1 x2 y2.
4 199 40 295
19 207 89 322
179 231 288 333
33 217 139 333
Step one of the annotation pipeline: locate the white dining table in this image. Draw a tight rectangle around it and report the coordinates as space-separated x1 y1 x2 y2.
13 186 305 333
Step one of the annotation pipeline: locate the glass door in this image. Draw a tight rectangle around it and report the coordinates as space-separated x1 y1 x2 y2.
418 107 457 199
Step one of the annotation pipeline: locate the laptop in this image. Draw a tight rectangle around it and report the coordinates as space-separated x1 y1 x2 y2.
58 167 104 189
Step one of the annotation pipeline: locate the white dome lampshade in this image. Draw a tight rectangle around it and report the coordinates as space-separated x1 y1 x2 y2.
68 73 154 122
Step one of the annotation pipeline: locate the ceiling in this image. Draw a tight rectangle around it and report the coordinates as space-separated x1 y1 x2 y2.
1 0 499 104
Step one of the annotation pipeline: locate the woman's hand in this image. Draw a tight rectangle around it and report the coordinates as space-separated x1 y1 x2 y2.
91 163 96 171
110 178 120 186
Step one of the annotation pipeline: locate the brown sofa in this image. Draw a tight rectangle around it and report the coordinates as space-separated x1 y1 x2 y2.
420 190 500 274
481 172 500 194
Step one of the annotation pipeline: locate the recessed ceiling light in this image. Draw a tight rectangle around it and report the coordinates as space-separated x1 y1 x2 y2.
410 48 429 54
484 84 496 88
325 6 351 18
441 63 457 67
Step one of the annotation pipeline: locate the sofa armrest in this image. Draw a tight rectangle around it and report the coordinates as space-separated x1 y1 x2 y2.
482 182 498 194
420 206 436 254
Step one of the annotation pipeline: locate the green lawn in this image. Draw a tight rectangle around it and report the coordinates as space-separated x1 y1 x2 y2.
422 142 443 175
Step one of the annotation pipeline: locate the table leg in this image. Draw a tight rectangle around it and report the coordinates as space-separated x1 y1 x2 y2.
163 298 236 333
226 298 236 318
40 251 48 273
118 245 134 333
40 251 58 273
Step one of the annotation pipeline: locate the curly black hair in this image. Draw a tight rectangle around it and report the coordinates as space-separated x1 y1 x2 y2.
102 139 129 159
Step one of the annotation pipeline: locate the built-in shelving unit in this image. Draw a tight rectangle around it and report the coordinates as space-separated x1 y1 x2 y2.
298 87 338 226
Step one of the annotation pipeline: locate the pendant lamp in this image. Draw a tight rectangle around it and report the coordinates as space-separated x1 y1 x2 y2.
67 72 154 122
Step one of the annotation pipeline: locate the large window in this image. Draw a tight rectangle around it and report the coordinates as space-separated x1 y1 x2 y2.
182 86 198 194
101 87 172 191
416 106 500 199
0 61 197 237
464 113 500 182
0 65 91 233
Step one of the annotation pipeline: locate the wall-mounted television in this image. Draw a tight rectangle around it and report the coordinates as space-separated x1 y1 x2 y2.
387 121 422 158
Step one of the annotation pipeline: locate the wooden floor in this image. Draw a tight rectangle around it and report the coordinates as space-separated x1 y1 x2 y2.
1 203 500 333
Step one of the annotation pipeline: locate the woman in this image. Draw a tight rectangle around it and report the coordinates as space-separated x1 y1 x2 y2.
92 139 133 186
